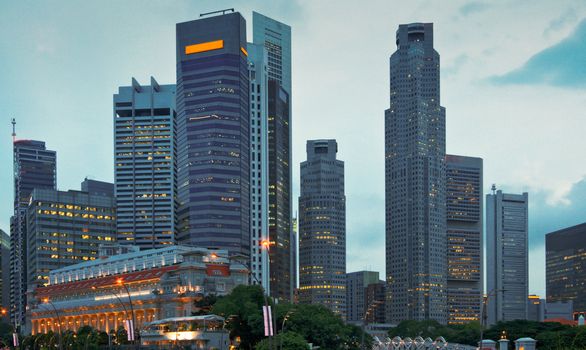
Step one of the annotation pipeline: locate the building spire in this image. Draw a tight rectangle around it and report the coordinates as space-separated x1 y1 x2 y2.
11 118 16 143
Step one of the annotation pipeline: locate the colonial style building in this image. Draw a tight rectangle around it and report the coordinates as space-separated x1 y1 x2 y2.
28 246 248 334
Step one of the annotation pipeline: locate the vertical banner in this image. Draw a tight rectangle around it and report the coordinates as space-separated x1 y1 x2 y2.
262 305 274 336
125 319 135 341
12 333 18 347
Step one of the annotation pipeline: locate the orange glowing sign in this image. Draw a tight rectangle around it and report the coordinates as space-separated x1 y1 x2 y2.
240 47 248 56
185 40 224 55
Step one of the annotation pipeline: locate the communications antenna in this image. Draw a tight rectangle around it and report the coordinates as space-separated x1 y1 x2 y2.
11 118 16 142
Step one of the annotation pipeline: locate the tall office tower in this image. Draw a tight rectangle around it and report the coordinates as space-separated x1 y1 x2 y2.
114 77 177 248
175 12 250 256
299 140 346 318
546 223 586 317
446 155 483 324
253 12 293 301
247 42 270 292
10 139 56 328
346 271 380 323
0 229 9 321
486 189 529 324
384 23 447 324
25 185 116 289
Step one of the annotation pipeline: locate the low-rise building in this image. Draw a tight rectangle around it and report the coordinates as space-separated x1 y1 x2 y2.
28 246 248 335
141 315 229 348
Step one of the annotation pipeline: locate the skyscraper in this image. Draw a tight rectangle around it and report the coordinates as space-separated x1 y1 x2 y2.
384 23 447 323
299 140 346 318
114 77 177 248
546 222 586 318
446 155 483 325
176 12 250 256
486 189 528 324
253 12 293 301
25 184 116 290
346 271 380 323
247 42 270 292
11 139 56 328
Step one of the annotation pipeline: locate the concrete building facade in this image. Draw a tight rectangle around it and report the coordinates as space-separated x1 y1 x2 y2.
384 23 447 324
486 189 529 324
11 139 56 328
299 140 346 318
25 185 116 291
446 155 483 324
114 77 177 248
247 42 270 293
253 12 294 301
346 271 380 323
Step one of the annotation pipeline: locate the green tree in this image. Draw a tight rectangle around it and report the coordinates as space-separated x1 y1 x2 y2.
255 331 308 350
212 285 267 349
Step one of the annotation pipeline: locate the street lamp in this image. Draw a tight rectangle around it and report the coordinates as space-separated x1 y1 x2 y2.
479 289 505 349
39 297 63 350
116 278 139 349
279 309 296 350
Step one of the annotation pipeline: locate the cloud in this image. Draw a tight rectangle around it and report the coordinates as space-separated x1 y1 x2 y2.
459 2 490 16
489 18 586 88
544 8 578 37
525 176 586 248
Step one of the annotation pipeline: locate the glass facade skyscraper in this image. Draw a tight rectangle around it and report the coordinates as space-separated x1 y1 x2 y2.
384 23 447 323
114 77 177 248
546 222 586 318
486 189 528 324
446 155 483 324
176 12 250 256
253 11 294 301
11 140 56 328
299 139 346 318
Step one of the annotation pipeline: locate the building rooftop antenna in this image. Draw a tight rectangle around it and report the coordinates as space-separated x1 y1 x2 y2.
491 184 497 195
11 118 16 142
200 8 235 17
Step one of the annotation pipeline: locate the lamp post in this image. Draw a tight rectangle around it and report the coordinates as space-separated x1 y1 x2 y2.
479 289 505 349
39 298 63 350
278 309 295 350
116 278 139 349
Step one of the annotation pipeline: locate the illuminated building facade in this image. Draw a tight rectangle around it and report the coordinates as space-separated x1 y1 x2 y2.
0 229 9 321
247 42 270 293
384 23 447 324
486 190 528 324
446 155 483 324
175 12 250 256
546 222 586 318
365 281 387 324
346 271 380 323
11 139 56 328
114 77 177 248
253 11 294 302
25 184 116 290
299 140 346 318
28 246 248 335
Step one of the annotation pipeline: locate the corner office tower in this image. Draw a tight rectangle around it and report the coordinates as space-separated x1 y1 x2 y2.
384 23 447 323
176 12 250 256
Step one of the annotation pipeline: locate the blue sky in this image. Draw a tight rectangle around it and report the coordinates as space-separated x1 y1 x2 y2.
1 0 586 296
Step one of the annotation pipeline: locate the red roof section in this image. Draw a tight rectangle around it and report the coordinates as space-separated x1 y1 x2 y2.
544 318 578 326
36 265 179 298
